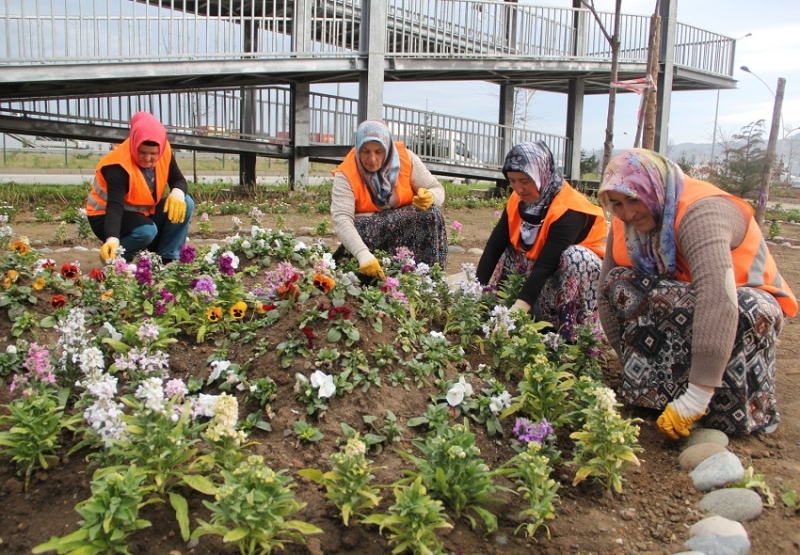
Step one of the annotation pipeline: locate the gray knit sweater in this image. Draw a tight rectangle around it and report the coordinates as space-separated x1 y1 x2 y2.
598 197 751 388
331 148 445 265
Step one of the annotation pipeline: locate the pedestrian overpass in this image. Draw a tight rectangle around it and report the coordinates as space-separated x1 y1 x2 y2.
0 0 740 188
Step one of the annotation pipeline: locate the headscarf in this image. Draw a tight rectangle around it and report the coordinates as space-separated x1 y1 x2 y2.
354 120 401 209
502 141 564 251
129 111 167 162
597 148 685 278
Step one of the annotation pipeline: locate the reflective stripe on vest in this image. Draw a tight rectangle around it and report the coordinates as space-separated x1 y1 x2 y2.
86 138 172 217
333 143 414 213
610 177 797 317
505 182 607 260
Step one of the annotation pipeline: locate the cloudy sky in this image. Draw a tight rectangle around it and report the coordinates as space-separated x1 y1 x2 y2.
368 0 800 151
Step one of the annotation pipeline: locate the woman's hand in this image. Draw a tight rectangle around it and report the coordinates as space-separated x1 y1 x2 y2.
412 188 434 210
656 383 714 440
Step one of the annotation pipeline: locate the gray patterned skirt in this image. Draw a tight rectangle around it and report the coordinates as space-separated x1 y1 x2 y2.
489 244 603 342
602 266 784 435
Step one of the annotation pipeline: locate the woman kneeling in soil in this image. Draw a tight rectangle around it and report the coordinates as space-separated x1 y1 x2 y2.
86 111 194 264
597 148 797 438
331 119 448 280
476 141 607 343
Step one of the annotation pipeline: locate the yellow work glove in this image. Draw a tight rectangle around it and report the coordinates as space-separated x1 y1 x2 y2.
412 187 434 210
358 256 386 281
100 237 120 263
163 189 187 224
656 383 713 440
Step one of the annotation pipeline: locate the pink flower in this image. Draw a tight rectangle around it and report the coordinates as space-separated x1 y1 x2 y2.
494 210 502 218
201 213 210 222
452 221 463 232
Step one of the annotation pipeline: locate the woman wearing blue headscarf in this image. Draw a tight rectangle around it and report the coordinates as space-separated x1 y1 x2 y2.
331 120 448 279
476 141 607 343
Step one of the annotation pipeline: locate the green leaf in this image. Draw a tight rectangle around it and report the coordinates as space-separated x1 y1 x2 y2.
182 474 218 495
284 520 324 535
223 527 250 543
169 492 191 541
297 468 324 483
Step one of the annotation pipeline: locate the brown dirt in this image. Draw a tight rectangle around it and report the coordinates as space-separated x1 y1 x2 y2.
2 201 800 555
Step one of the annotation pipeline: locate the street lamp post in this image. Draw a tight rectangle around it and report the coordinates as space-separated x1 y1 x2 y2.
740 65 786 224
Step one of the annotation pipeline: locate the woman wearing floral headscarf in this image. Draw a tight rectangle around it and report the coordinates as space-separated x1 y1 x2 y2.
598 148 797 438
331 120 447 279
476 141 607 342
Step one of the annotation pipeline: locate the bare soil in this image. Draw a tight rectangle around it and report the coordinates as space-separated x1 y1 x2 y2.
2 201 800 555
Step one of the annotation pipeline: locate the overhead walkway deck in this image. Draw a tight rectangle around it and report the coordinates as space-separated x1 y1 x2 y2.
0 0 741 186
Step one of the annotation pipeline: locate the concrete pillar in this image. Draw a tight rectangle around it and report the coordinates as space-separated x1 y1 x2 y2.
358 0 387 122
566 78 585 181
655 0 677 153
289 82 311 190
239 18 257 192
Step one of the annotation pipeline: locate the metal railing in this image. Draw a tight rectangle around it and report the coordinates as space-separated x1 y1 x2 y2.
0 0 735 76
0 87 570 172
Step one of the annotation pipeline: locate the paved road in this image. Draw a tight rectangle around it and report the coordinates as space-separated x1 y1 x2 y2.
0 173 332 186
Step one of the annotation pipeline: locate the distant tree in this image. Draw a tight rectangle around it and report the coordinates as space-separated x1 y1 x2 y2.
674 152 696 175
580 150 600 177
710 120 767 198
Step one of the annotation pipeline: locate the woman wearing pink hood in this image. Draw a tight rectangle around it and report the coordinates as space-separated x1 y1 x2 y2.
86 111 194 263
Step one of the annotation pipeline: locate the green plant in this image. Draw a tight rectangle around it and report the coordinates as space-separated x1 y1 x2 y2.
569 386 642 493
503 441 560 539
298 435 382 525
781 487 800 511
363 476 452 555
193 455 323 554
768 218 782 241
294 420 324 444
732 466 775 506
0 388 79 491
197 213 213 235
33 465 159 555
313 218 331 236
398 419 507 532
501 355 574 427
53 221 68 244
34 207 54 223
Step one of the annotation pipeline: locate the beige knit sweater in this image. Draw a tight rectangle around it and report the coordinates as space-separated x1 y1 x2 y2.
598 197 752 388
331 148 445 265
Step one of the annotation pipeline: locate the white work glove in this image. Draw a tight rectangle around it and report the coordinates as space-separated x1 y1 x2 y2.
356 250 386 281
657 383 713 440
100 237 120 263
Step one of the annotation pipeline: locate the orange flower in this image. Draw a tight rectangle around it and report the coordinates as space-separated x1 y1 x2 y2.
6 270 19 282
254 300 276 314
313 273 335 293
32 277 46 291
9 240 29 256
2 278 10 289
50 295 67 309
229 301 247 320
89 268 106 283
207 307 223 322
100 289 114 301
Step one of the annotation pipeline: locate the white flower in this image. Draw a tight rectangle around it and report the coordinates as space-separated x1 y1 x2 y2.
208 360 232 382
489 391 512 414
222 250 240 269
293 241 308 252
241 240 251 250
457 376 474 397
310 370 330 389
429 330 445 340
191 394 219 419
5 345 17 354
79 347 105 374
321 252 337 270
446 383 466 407
135 377 165 413
102 322 123 341
317 375 336 398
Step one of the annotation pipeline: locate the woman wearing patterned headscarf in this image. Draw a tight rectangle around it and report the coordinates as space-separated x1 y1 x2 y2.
476 141 607 342
598 148 797 439
331 120 448 279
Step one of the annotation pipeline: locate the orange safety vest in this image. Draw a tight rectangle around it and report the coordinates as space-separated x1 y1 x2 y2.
333 142 414 213
611 177 798 317
86 138 172 217
506 182 607 260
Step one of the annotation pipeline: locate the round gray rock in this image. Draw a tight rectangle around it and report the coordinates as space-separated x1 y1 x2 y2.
679 443 728 471
686 428 730 448
698 488 763 522
684 534 751 555
690 451 745 491
689 515 748 538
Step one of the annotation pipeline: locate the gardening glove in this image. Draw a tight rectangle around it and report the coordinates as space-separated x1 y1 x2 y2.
657 383 713 440
356 251 386 281
412 188 434 211
163 189 187 224
100 237 120 263
511 299 531 314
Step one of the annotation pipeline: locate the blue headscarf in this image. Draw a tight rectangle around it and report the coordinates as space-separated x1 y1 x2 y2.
354 120 401 209
502 141 564 251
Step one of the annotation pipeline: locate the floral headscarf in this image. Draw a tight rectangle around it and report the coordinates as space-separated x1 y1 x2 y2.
502 141 564 251
129 111 167 161
354 120 401 210
598 148 684 278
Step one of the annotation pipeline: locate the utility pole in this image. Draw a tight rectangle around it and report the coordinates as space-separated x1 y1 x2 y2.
754 77 786 225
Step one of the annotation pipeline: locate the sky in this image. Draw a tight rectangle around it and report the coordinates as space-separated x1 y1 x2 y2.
329 0 800 153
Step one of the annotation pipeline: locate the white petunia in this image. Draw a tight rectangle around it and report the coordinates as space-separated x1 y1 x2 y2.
241 240 252 250
446 383 466 407
429 331 445 340
208 360 232 382
317 374 336 398
6 345 17 354
293 241 308 252
457 376 474 397
309 370 329 389
489 390 512 414
102 322 123 342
